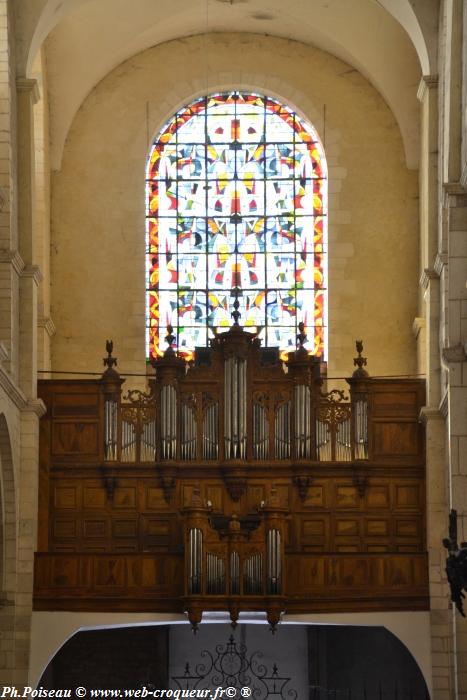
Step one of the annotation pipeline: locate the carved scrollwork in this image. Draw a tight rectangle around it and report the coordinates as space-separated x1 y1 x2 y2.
121 405 156 427
123 387 156 405
317 389 351 426
253 390 269 407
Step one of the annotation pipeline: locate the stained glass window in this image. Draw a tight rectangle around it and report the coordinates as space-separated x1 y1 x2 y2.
146 92 327 362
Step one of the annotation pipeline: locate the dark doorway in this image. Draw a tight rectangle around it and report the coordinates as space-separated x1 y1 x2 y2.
39 622 429 699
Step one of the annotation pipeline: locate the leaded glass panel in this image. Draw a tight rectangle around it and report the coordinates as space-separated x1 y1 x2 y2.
146 92 327 361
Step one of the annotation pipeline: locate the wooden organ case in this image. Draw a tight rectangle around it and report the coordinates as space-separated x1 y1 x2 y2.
35 327 428 627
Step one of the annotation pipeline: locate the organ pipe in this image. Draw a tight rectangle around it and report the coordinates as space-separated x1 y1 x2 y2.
316 419 331 461
203 403 218 460
121 418 136 462
354 398 369 459
243 552 262 595
230 551 240 594
275 402 291 459
253 403 268 459
188 527 203 594
141 413 157 462
267 529 281 595
181 403 196 460
294 385 311 458
224 357 247 459
207 553 225 594
336 417 352 461
161 384 177 459
104 399 118 461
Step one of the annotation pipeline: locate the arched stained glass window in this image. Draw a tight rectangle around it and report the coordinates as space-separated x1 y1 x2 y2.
146 92 327 362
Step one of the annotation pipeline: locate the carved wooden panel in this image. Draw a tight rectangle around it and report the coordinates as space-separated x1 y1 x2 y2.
302 484 326 508
373 423 419 457
52 422 99 456
36 377 428 615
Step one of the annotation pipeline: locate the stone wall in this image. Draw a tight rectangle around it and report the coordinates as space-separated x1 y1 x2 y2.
49 33 419 381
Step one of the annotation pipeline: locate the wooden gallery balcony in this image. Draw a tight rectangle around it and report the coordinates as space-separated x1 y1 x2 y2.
34 327 428 627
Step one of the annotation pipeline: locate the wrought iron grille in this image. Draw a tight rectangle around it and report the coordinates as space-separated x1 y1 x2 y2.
171 634 297 699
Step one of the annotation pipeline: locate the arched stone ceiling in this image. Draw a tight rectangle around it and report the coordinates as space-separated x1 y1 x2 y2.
19 0 437 170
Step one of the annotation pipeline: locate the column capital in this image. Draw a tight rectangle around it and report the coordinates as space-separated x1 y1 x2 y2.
434 253 448 277
38 316 56 338
22 398 46 418
417 75 438 102
0 249 25 276
419 406 445 424
420 267 439 290
21 264 43 285
16 78 40 105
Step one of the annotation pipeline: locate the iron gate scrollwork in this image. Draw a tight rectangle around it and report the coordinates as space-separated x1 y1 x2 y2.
171 634 297 699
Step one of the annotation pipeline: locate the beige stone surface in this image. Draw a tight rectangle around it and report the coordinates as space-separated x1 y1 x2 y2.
50 33 419 380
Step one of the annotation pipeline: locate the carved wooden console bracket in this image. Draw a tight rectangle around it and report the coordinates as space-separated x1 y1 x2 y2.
353 474 368 498
293 474 313 502
159 469 177 504
222 467 248 502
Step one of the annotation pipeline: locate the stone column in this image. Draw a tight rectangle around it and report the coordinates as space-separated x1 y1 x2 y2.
418 72 456 699
14 76 45 686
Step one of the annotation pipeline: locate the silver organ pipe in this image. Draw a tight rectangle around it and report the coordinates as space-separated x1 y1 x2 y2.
336 416 352 461
203 402 218 460
188 527 202 594
267 529 281 594
206 552 225 594
316 418 331 461
275 402 291 459
140 412 157 462
243 551 262 595
230 551 240 594
104 399 118 461
224 357 247 459
354 399 369 459
181 403 196 460
121 416 136 462
253 403 268 459
161 384 177 459
294 385 311 458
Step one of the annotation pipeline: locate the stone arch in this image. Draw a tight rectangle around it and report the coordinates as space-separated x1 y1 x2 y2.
0 413 16 600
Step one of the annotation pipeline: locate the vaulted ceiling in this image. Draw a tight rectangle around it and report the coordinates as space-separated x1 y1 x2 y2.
16 0 439 169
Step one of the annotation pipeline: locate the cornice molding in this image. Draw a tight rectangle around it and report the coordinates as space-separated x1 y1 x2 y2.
439 390 449 419
417 74 438 102
0 365 27 411
38 316 56 338
22 264 43 284
442 343 467 364
16 78 40 105
443 182 466 208
23 398 47 418
0 249 25 276
420 267 439 289
434 253 448 277
419 406 445 424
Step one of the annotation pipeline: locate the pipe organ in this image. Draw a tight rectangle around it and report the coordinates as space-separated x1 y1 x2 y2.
34 327 428 628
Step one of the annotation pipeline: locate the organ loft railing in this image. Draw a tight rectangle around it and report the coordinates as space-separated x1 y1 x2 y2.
99 324 372 628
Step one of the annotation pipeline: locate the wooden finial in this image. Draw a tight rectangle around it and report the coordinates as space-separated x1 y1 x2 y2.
231 287 241 326
102 340 119 379
296 322 307 353
353 339 369 378
164 324 176 356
